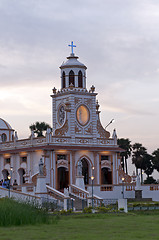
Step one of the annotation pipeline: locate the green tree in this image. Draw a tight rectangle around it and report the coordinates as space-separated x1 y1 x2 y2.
132 143 147 182
117 138 132 175
152 148 159 172
142 153 154 179
144 176 157 184
29 121 51 137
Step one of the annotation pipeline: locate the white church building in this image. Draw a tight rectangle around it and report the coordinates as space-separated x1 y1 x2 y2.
0 43 159 208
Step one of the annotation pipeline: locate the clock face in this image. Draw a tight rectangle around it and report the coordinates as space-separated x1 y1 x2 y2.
76 105 90 126
58 105 65 125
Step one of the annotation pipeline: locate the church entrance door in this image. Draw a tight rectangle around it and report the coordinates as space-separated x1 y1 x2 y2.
18 168 25 185
81 158 89 185
57 167 69 192
101 167 112 184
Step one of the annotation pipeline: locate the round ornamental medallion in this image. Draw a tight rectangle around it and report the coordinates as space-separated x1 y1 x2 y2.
76 105 90 126
58 105 65 125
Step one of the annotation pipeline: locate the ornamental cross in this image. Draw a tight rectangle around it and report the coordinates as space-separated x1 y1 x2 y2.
68 41 76 54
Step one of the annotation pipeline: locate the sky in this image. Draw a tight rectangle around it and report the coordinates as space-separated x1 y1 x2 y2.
0 0 159 175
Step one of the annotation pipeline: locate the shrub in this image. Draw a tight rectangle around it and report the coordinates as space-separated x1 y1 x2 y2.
83 206 92 213
97 206 110 213
60 209 72 215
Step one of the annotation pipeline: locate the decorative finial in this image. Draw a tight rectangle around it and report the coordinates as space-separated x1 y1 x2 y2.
52 87 57 94
90 85 95 93
68 41 76 54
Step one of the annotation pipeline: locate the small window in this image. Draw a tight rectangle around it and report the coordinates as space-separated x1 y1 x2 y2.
78 71 83 88
1 133 7 143
62 71 66 88
101 155 109 161
57 154 67 160
5 158 10 164
69 70 75 86
21 157 27 163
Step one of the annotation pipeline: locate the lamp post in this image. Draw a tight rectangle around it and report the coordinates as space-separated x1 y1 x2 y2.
8 167 13 198
8 175 11 198
122 177 125 199
91 166 95 209
105 119 114 129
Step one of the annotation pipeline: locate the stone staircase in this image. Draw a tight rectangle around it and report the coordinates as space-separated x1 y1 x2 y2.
69 193 87 211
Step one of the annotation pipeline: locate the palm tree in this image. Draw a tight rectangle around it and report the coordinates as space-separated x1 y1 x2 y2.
117 138 132 175
152 148 159 172
29 121 51 137
132 143 147 182
142 153 154 179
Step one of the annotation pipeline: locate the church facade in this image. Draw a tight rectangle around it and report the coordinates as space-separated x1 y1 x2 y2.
0 44 133 202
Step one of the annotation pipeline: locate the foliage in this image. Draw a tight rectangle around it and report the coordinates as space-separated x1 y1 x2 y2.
29 121 51 137
128 201 159 207
144 176 157 184
59 209 72 215
152 148 159 172
96 206 110 213
142 153 154 177
42 200 58 212
83 206 92 213
117 138 132 174
0 197 52 226
132 143 147 171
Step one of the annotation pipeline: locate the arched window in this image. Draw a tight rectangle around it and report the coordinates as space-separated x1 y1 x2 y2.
78 70 83 88
62 71 66 88
69 70 75 86
1 133 7 143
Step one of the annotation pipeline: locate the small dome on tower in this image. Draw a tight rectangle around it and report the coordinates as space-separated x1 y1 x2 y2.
60 53 87 70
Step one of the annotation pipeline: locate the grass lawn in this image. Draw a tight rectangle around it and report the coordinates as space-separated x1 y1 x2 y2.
0 212 159 240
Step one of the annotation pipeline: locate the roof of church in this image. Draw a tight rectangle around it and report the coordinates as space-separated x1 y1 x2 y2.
0 118 13 130
60 53 87 69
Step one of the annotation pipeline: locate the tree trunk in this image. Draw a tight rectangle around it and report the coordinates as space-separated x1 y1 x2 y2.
125 158 128 175
136 167 138 176
141 169 143 184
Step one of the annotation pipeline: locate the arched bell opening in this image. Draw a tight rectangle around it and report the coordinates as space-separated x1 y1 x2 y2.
57 167 69 192
101 167 112 184
62 71 66 88
78 70 83 88
69 70 75 86
18 168 26 185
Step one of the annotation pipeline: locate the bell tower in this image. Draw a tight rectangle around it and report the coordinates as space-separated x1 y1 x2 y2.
60 41 87 89
51 42 110 143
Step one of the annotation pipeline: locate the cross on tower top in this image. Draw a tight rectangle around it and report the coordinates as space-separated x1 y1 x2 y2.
68 41 76 54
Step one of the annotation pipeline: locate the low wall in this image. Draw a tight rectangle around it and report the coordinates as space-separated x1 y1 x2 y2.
88 184 159 201
0 187 40 203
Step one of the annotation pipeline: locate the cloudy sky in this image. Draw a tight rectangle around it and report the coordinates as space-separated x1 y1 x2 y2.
0 0 159 168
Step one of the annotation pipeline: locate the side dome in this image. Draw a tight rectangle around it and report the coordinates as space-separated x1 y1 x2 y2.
0 118 14 142
0 118 13 130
